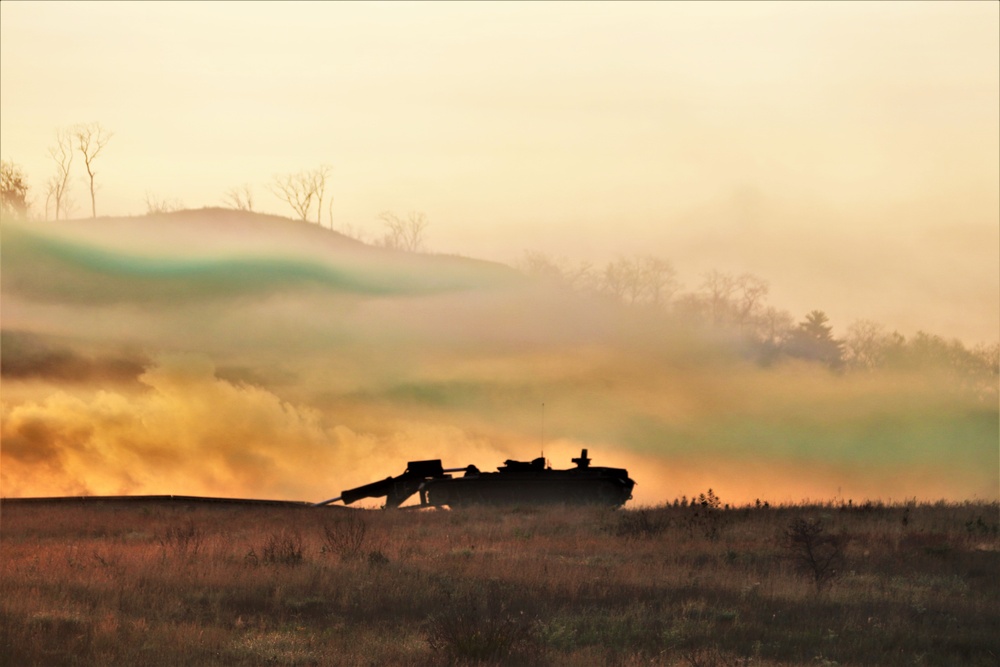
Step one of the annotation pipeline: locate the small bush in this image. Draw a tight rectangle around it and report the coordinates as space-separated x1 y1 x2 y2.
367 549 390 567
253 530 304 566
426 582 540 664
322 512 367 561
615 508 665 539
697 489 722 510
782 517 844 591
158 518 203 559
685 489 728 540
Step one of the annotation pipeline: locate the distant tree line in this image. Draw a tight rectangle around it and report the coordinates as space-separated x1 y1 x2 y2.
517 251 999 383
1 140 993 375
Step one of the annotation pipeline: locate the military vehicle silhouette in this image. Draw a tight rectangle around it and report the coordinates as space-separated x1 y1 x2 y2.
313 449 635 508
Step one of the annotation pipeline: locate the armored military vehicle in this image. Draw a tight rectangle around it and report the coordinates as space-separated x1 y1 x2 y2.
313 449 635 509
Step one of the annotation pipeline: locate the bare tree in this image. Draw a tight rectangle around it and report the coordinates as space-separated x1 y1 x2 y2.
700 270 739 327
1 159 30 218
270 171 314 221
734 273 769 332
600 257 635 303
757 306 794 347
43 177 76 221
972 342 999 377
336 221 370 243
520 250 566 283
377 210 429 252
311 164 332 227
782 517 845 592
565 259 598 293
223 183 255 211
144 192 184 214
47 128 74 220
73 122 113 218
270 166 331 223
638 256 679 307
844 319 893 370
519 251 596 292
598 255 680 307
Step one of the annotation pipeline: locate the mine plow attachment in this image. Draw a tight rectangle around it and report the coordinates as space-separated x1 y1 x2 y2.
312 459 466 508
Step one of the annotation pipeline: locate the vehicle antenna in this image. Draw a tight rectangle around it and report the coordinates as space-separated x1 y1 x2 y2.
541 402 545 459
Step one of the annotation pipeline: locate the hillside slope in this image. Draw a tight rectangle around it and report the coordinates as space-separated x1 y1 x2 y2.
2 208 522 303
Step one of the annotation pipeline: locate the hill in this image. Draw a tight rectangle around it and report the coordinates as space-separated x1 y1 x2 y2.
1 208 522 303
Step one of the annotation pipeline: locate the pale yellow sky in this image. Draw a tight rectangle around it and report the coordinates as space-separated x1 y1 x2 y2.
2 1 998 341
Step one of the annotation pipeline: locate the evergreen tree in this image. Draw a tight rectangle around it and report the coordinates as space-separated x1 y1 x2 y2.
786 310 844 369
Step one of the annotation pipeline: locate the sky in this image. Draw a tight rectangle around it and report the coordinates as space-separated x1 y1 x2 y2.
1 1 998 342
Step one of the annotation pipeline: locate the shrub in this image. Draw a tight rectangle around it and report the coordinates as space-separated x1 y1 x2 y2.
614 508 665 539
685 489 728 540
249 530 304 567
158 518 203 559
322 512 368 561
367 549 390 567
782 517 844 591
426 581 540 664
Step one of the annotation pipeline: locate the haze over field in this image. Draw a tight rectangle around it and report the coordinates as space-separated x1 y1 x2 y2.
1 211 996 504
1 2 997 504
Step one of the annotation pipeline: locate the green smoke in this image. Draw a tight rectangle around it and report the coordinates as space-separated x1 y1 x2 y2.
1 223 520 305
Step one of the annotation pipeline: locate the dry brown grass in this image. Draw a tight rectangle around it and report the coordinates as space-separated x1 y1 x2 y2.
1 498 997 666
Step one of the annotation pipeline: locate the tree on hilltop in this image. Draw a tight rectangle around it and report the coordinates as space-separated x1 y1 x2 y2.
786 310 844 369
144 192 184 214
519 251 597 292
46 128 74 220
1 159 30 218
223 183 255 212
271 171 314 221
377 210 430 252
74 122 113 218
843 319 903 370
700 270 739 327
270 166 332 224
311 164 332 228
600 256 679 307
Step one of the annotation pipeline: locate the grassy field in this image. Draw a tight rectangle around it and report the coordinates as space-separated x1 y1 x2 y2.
1 497 997 666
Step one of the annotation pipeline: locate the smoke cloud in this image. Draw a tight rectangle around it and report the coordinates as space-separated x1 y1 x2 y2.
0 355 507 502
1 212 996 504
0 330 148 384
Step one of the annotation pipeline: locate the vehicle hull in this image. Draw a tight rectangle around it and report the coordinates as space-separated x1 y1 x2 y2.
422 467 634 508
